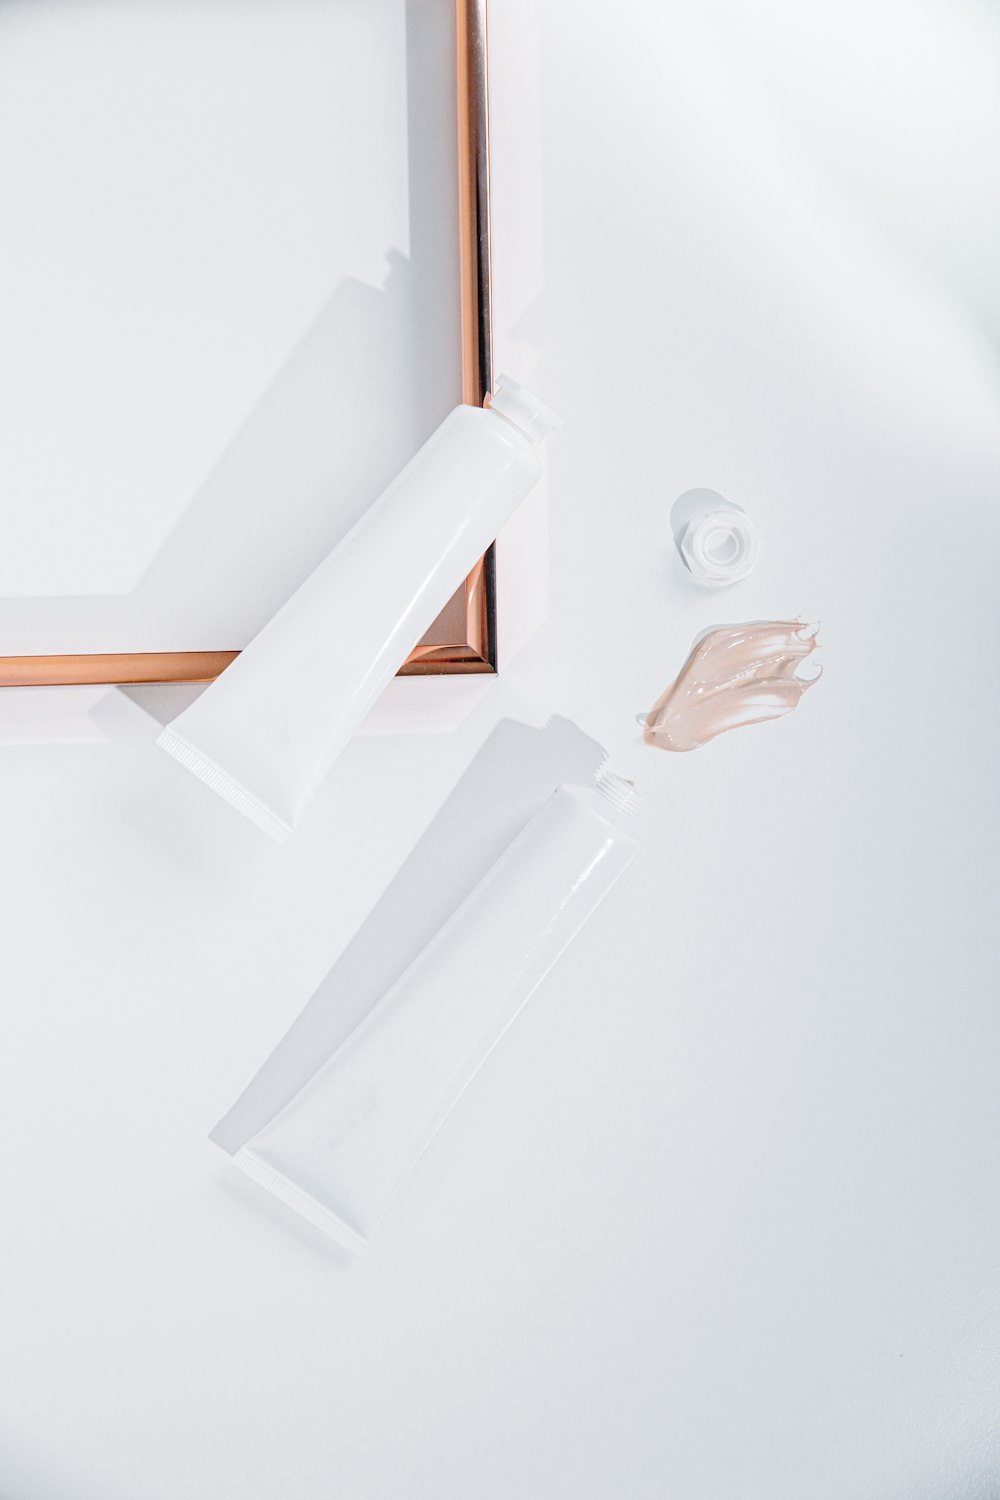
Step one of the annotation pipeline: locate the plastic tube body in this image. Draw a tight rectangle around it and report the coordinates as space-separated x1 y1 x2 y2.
230 776 640 1252
158 397 549 840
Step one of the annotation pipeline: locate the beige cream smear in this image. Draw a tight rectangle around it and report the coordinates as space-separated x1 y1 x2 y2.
642 620 821 753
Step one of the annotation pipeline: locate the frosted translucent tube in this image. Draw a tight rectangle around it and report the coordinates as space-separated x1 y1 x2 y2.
157 376 559 841
228 773 640 1252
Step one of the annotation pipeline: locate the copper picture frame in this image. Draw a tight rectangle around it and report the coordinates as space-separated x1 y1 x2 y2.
0 0 496 689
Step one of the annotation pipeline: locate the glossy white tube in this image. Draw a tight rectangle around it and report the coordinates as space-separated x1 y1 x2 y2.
229 774 640 1252
157 377 558 841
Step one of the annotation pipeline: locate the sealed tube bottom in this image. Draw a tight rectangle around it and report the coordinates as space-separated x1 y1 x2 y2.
227 772 640 1252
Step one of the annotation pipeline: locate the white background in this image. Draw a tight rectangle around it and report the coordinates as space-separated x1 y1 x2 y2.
2 1 1000 1496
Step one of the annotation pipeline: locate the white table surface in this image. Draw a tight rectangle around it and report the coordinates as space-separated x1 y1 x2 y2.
3 2 1000 1496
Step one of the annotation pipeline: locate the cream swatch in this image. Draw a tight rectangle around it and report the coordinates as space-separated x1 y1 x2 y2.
643 621 821 753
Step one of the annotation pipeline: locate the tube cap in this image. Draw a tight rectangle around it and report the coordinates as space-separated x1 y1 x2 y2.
678 501 760 587
489 374 562 441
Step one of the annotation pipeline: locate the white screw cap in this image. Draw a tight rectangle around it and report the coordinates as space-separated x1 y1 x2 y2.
672 490 761 587
489 374 562 441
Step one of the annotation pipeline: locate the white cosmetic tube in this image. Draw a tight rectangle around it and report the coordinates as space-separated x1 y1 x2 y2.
229 773 640 1252
157 376 559 841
